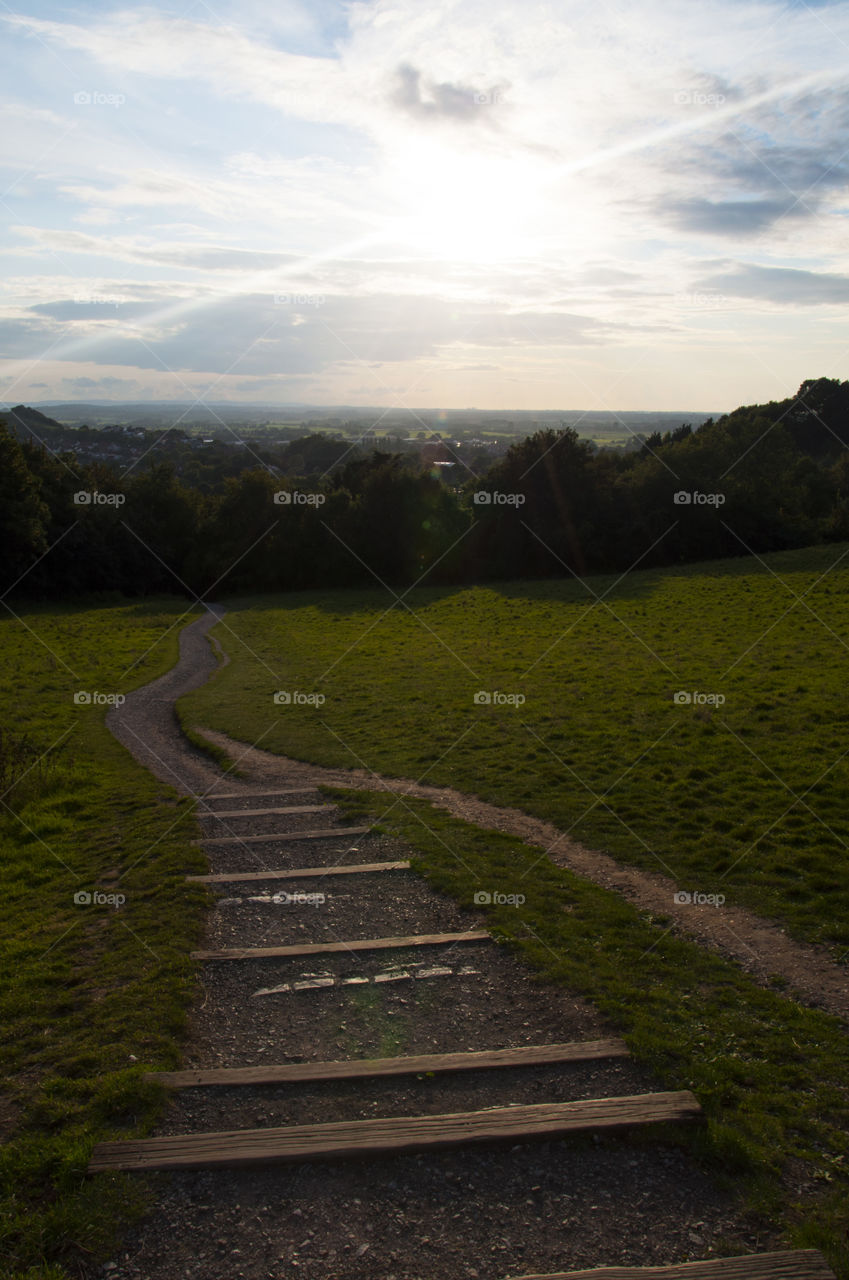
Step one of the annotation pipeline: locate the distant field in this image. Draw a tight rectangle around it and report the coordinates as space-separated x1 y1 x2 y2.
0 599 207 1278
179 543 849 953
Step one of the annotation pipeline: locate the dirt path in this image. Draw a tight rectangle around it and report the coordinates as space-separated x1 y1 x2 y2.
107 605 228 798
193 735 849 1025
111 605 848 1026
100 606 767 1279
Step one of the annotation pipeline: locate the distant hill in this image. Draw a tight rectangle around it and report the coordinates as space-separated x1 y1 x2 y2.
4 404 65 442
7 400 725 443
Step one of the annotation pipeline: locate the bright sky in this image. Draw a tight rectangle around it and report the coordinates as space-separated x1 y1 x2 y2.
2 0 849 412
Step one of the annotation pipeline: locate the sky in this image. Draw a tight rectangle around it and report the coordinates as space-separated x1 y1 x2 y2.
2 0 849 412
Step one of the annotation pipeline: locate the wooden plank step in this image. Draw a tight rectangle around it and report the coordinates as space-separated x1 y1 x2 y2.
88 1090 701 1172
148 1038 631 1088
187 860 411 884
197 789 322 805
191 930 490 961
196 826 371 846
508 1250 837 1280
200 804 334 819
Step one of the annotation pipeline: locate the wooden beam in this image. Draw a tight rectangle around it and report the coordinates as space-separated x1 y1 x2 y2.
191 930 490 961
187 860 411 884
198 789 320 803
148 1038 631 1088
196 826 371 846
88 1090 701 1172
508 1251 837 1280
201 805 334 819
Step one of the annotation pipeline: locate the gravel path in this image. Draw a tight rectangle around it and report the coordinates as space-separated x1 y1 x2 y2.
106 605 229 798
196 729 849 1024
100 605 769 1280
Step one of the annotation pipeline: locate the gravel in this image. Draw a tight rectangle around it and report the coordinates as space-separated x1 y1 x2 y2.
99 606 767 1280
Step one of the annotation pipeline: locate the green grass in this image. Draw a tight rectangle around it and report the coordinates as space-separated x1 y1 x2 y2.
0 599 210 1278
178 543 849 954
328 786 849 1276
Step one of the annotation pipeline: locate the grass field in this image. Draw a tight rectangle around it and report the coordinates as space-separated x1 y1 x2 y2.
0 599 208 1280
327 787 849 1275
7 547 848 1275
178 542 849 953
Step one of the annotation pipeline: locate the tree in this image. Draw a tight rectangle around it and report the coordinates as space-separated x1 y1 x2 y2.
0 422 49 591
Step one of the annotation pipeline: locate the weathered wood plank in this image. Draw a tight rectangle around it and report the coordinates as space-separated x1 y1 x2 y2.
201 805 334 819
191 930 490 961
508 1251 836 1280
148 1038 631 1088
187 860 411 884
88 1091 701 1172
198 789 320 803
196 826 371 846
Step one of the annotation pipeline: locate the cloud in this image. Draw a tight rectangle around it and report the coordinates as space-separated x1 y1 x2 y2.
18 228 303 274
390 63 502 123
450 362 500 370
3 292 620 381
5 0 849 408
695 263 849 305
665 197 810 236
1 11 357 127
61 374 140 391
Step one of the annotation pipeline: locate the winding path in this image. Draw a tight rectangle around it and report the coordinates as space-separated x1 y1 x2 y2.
111 605 849 1023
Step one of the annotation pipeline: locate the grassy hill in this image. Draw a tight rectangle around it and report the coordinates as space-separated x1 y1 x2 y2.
0 599 207 1279
178 543 849 954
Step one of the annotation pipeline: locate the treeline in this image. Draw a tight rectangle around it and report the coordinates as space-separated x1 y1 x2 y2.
3 377 849 597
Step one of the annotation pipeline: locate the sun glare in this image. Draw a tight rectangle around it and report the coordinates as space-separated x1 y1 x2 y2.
381 141 546 263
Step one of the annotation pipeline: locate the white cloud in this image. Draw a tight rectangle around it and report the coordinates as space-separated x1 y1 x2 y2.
3 0 849 407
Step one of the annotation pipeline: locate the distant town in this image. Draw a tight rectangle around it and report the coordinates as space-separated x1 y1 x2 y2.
3 401 721 481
